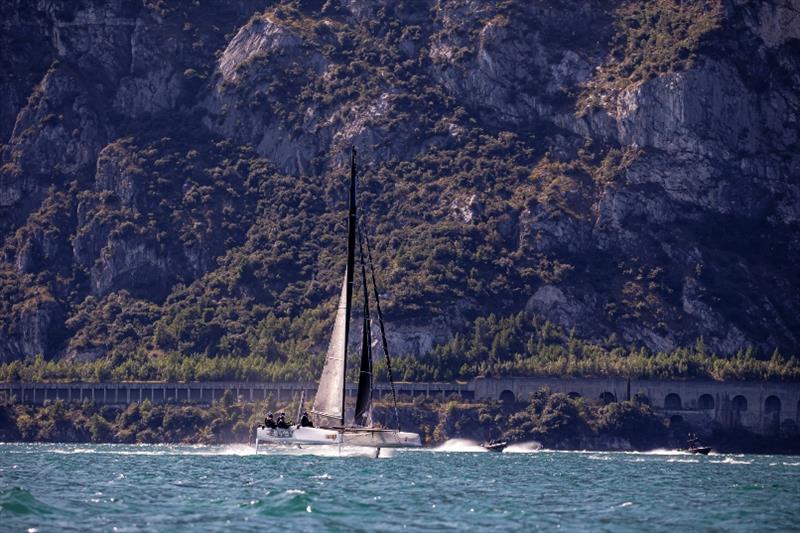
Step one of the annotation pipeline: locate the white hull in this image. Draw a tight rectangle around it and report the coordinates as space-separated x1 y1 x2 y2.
341 429 421 448
255 426 421 451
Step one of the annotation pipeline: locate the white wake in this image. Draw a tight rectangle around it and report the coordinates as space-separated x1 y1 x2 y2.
433 439 487 453
503 441 542 453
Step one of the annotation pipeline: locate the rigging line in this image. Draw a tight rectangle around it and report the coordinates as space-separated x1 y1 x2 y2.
361 213 400 432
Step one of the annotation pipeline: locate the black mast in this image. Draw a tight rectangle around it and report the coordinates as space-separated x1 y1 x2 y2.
341 148 358 427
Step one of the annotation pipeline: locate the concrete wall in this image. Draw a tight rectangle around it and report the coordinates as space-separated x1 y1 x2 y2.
0 381 472 407
1 378 797 434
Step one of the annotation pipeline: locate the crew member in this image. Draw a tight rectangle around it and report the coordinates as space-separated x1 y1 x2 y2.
276 412 290 429
300 411 314 428
265 412 276 429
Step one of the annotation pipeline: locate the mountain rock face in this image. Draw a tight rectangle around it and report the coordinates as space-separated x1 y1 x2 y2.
0 0 798 365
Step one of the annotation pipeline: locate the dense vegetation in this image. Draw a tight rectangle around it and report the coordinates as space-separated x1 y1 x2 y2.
392 313 800 382
2 313 798 383
0 391 260 444
1 0 798 376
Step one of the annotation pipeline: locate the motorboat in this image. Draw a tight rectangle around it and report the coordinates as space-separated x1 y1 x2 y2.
481 440 508 452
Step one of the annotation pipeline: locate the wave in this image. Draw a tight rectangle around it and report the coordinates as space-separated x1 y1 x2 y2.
50 447 98 455
709 457 752 465
243 489 313 517
111 444 257 457
0 487 58 517
516 448 680 456
25 443 260 457
432 439 486 453
42 442 384 458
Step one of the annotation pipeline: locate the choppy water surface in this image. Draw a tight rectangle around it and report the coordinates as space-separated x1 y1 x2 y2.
1 442 799 531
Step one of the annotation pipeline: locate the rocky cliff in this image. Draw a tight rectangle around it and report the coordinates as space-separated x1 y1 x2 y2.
1 0 798 366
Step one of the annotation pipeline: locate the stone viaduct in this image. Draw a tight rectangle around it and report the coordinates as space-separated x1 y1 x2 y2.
473 377 800 435
2 377 798 435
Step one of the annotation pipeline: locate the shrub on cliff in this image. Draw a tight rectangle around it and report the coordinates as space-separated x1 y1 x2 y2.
504 392 592 448
580 0 723 111
500 388 667 450
88 414 114 442
594 401 667 449
432 401 488 442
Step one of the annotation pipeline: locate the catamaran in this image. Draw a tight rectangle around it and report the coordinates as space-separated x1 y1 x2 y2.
255 150 422 454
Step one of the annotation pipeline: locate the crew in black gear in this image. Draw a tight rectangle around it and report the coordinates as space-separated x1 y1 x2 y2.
276 412 290 429
264 412 276 429
300 411 314 428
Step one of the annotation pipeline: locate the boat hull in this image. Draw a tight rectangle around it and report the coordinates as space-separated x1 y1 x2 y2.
341 429 421 448
256 426 340 445
255 426 421 449
481 441 508 452
688 447 712 455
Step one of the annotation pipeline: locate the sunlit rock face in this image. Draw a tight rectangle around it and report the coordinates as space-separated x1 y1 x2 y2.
0 0 798 362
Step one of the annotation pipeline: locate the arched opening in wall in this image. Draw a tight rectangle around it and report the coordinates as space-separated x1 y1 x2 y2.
499 390 516 404
765 395 781 414
568 392 581 400
670 415 684 426
599 391 616 405
633 392 650 406
732 395 748 411
698 394 715 410
764 396 782 435
664 393 682 410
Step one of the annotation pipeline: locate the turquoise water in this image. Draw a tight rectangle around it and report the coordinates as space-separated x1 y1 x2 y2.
1 442 799 531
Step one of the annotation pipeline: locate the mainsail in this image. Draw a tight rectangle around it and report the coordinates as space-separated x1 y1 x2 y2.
363 223 401 431
354 230 373 426
354 315 373 425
